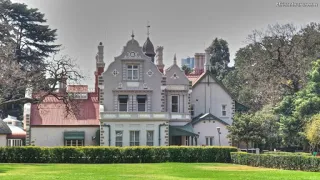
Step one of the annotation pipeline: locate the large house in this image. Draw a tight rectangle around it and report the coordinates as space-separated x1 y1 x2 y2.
23 31 243 147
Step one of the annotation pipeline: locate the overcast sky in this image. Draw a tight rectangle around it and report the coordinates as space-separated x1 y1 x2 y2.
12 0 320 87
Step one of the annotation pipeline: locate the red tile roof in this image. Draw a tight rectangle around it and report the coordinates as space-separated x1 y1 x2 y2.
67 85 89 92
30 93 99 126
187 73 206 86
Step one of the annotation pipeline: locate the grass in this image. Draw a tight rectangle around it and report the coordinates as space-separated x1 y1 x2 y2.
0 163 320 180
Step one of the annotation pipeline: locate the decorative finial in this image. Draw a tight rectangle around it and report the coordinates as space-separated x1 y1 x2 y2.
173 53 177 65
131 30 135 39
147 21 150 37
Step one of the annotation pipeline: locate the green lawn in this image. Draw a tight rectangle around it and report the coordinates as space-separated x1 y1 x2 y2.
0 163 319 180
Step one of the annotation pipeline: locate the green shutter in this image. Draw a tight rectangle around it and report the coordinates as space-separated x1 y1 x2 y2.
64 131 85 140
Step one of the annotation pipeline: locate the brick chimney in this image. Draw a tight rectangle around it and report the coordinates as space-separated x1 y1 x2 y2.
95 42 105 93
156 46 165 73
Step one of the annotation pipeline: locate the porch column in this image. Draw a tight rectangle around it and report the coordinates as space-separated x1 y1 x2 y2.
191 136 194 146
195 137 197 146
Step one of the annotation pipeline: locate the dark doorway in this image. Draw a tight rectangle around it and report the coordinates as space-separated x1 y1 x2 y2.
171 136 182 145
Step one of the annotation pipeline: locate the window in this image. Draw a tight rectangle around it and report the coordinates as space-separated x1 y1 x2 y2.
65 139 84 146
7 139 22 147
146 131 154 146
137 95 147 112
191 104 195 117
206 137 214 146
119 95 128 111
222 105 227 116
171 96 179 112
127 65 139 80
115 131 123 147
130 131 139 146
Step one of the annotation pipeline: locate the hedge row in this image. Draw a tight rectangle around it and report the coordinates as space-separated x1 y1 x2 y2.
263 151 311 156
231 152 320 171
0 146 237 163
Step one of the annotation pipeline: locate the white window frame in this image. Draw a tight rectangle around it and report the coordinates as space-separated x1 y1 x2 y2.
65 139 84 146
127 64 139 80
115 131 123 147
205 136 214 146
7 139 22 147
171 95 179 113
146 131 154 146
130 131 140 146
222 104 227 116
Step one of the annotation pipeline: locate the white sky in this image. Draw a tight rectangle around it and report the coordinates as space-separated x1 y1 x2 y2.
12 0 320 87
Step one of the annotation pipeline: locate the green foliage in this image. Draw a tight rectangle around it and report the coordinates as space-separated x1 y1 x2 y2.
207 38 230 81
231 152 320 171
223 23 320 111
0 146 237 163
275 59 320 148
305 114 320 151
0 0 60 65
181 65 192 75
227 113 264 149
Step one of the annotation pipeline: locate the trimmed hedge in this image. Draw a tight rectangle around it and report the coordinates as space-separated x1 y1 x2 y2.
263 151 311 156
0 146 237 163
231 152 320 171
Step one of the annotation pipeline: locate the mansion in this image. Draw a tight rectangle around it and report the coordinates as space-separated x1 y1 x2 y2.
14 32 246 147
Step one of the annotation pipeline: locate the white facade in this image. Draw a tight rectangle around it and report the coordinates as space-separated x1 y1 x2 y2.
193 119 230 146
0 135 6 147
100 120 167 146
30 127 98 146
191 74 234 125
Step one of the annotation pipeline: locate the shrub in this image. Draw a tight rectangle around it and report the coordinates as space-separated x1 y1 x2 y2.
0 146 237 164
231 152 320 171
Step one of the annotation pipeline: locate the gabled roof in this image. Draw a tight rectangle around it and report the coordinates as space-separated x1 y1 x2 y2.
169 124 199 137
191 113 229 125
0 119 11 134
187 71 234 99
30 93 99 126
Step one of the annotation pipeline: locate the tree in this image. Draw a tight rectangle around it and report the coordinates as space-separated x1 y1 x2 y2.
0 43 84 118
305 114 320 152
181 65 192 75
275 58 320 149
0 0 61 117
254 105 281 150
207 38 230 81
227 113 264 150
224 23 320 111
0 0 60 67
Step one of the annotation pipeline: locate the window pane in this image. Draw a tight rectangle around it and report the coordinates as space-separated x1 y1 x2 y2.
172 105 178 112
133 70 138 79
138 103 145 111
222 111 226 116
133 65 138 69
130 131 134 142
172 96 178 103
119 104 127 111
127 70 132 79
135 131 139 140
222 105 226 110
128 65 132 69
210 137 213 146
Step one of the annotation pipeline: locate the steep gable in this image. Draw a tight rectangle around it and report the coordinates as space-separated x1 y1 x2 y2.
165 64 189 85
190 71 233 99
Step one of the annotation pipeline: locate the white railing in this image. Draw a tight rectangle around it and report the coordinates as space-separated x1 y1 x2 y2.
100 111 191 121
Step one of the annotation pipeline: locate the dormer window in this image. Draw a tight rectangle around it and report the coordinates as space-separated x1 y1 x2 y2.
127 65 139 80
